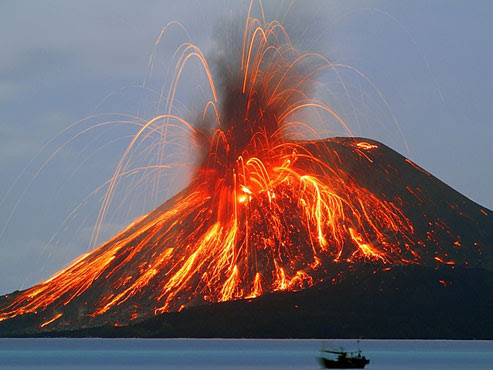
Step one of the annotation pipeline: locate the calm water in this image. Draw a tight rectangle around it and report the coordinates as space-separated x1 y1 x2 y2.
0 338 492 369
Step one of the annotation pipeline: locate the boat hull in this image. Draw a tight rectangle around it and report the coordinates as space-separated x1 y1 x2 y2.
318 356 370 369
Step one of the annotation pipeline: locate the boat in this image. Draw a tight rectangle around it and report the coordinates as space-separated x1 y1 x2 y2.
318 348 370 369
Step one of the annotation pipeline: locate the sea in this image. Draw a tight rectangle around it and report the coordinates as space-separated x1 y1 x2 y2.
0 338 492 369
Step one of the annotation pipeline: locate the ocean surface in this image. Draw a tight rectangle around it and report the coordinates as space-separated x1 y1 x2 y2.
0 338 492 369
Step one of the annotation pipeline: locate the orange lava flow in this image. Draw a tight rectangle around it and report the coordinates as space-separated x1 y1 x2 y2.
40 313 63 328
356 142 378 150
0 9 456 326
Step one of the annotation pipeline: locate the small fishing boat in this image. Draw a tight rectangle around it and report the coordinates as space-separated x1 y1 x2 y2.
318 348 370 369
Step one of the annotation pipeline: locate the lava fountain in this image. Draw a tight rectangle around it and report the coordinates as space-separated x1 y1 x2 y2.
0 5 486 331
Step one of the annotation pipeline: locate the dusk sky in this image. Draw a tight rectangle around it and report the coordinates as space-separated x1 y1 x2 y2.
0 0 491 294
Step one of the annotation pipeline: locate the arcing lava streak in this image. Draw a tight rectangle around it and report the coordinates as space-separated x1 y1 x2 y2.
0 8 437 327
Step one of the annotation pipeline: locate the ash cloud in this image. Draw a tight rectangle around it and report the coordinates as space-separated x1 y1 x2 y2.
191 1 332 168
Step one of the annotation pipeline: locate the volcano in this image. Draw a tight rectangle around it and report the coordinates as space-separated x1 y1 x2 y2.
1 12 491 337
0 137 491 335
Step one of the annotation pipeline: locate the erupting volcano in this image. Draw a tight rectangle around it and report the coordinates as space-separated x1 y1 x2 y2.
0 7 491 335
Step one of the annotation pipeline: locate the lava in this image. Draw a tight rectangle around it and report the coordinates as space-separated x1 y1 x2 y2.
0 4 483 330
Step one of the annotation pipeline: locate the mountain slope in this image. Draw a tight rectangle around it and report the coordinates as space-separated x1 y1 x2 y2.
0 137 491 335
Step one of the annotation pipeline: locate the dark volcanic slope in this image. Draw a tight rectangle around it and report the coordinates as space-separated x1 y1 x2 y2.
313 138 492 268
8 265 493 339
0 137 491 336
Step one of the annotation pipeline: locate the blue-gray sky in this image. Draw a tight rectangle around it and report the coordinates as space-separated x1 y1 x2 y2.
0 0 491 294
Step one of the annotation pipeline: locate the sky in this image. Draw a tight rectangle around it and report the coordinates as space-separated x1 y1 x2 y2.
0 0 491 294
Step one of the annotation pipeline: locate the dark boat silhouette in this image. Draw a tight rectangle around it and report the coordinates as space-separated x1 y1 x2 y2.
318 348 370 369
